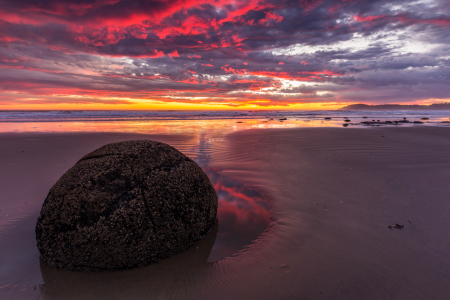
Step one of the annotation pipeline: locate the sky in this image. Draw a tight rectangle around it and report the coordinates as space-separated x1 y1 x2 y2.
0 0 449 110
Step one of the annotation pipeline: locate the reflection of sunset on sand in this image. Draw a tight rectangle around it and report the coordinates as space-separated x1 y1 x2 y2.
0 118 345 134
1 126 450 299
0 129 270 298
207 169 270 262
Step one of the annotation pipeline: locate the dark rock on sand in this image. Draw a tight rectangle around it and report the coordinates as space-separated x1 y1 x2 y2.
36 140 218 271
361 119 418 126
388 223 404 230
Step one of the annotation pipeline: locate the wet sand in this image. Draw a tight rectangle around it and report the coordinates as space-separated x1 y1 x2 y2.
1 127 450 299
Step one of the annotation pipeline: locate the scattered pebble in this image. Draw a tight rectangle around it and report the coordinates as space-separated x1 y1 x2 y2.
388 223 404 230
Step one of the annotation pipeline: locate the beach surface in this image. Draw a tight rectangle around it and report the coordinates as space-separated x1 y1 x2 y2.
1 127 450 299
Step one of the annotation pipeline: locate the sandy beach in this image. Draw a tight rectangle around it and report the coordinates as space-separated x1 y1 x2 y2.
1 126 450 299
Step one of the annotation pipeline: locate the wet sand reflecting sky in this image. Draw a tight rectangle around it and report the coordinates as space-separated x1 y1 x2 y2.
0 123 272 298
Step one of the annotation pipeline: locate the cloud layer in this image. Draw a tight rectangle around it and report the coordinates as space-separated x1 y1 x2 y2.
1 0 449 108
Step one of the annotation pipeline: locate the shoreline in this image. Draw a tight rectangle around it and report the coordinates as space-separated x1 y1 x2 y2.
1 127 450 299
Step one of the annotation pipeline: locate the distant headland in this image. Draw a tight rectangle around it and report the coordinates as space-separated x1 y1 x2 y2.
340 103 450 110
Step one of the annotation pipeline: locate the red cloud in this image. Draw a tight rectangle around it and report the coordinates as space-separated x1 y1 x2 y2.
258 11 283 25
221 66 247 75
168 50 180 58
353 14 386 22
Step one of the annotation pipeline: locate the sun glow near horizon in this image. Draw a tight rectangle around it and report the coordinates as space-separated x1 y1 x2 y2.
0 92 351 110
2 99 449 111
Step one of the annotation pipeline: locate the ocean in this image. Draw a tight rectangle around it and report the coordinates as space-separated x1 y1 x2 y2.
1 109 449 134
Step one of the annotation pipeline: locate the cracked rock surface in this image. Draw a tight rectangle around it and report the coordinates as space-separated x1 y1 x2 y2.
35 140 218 271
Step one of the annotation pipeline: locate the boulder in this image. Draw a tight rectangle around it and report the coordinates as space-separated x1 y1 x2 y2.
36 140 218 271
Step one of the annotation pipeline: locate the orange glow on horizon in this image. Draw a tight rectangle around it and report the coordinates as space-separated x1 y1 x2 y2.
2 98 449 111
0 101 349 111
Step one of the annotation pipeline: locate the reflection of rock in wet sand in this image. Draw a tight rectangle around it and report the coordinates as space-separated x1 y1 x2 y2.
206 170 271 262
40 222 218 300
39 168 272 299
38 169 273 299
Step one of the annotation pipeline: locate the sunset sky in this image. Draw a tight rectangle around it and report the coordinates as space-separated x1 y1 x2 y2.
1 0 449 110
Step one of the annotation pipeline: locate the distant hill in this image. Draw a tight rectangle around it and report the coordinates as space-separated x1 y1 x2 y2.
340 103 450 110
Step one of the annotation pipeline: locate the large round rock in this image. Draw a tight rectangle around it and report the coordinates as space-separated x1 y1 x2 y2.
36 140 218 271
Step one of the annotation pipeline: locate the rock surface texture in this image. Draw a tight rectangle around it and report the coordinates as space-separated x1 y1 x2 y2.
36 140 218 271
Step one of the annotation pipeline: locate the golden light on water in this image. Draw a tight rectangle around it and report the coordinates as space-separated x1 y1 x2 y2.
0 118 352 135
